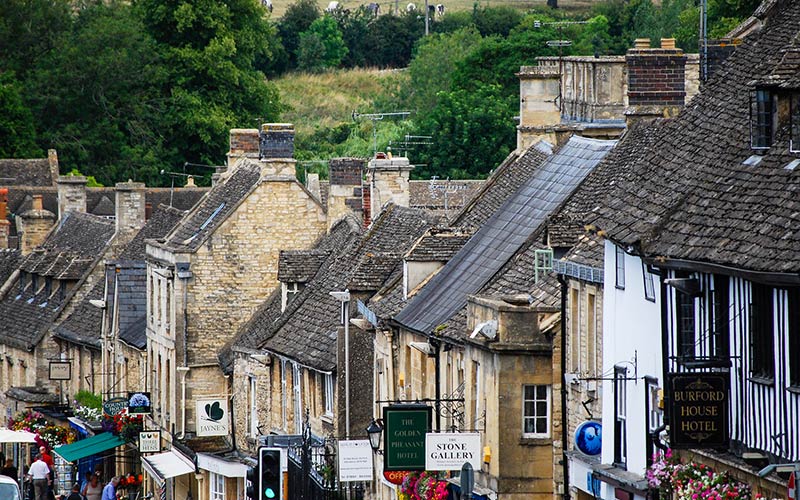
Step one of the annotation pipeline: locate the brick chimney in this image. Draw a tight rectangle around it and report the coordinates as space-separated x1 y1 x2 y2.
258 123 296 178
0 188 9 249
327 158 365 230
367 155 413 220
227 128 260 167
17 195 56 254
517 64 562 150
57 175 87 218
625 38 687 125
115 180 146 240
47 149 59 186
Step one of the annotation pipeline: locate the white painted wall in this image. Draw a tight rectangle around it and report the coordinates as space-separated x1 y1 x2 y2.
600 241 662 480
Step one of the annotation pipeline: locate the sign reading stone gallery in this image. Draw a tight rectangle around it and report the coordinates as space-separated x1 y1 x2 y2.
383 404 431 471
667 373 729 449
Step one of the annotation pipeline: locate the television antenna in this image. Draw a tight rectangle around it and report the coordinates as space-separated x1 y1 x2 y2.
352 111 411 156
389 134 432 157
534 19 588 112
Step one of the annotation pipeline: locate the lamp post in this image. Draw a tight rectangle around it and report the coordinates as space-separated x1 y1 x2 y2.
330 290 351 438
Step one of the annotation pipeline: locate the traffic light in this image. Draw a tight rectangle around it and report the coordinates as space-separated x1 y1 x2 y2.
246 465 258 500
259 447 282 500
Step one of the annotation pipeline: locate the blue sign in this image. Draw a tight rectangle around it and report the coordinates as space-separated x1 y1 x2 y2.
586 472 602 496
574 421 602 456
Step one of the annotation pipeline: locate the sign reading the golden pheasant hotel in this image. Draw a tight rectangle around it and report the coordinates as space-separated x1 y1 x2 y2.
667 373 729 449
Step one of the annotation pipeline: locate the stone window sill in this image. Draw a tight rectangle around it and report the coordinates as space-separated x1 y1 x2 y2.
520 436 552 446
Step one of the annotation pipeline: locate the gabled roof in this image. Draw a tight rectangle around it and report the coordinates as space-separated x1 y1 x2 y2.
54 205 186 348
394 136 616 335
0 158 55 186
155 162 263 252
0 249 22 286
0 213 115 350
256 205 437 372
278 249 330 283
583 0 800 274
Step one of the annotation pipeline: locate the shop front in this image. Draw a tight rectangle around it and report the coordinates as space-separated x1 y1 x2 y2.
142 448 196 500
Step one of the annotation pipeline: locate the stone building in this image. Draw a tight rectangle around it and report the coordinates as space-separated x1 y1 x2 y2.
143 124 328 500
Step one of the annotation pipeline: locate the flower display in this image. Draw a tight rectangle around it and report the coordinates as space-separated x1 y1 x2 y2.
646 450 752 500
8 409 47 432
101 408 144 443
398 471 449 500
118 473 143 489
8 409 76 446
74 405 103 421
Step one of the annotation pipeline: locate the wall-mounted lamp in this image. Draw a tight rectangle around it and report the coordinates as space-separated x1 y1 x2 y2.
366 419 383 453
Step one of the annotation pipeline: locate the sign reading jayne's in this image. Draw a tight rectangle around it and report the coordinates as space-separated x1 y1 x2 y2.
383 404 431 471
667 373 730 449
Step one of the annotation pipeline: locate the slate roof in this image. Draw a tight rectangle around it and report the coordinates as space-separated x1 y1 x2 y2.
582 0 800 273
0 213 115 350
54 205 186 348
394 136 616 335
259 205 437 372
449 143 552 232
6 386 59 404
0 249 21 287
277 250 330 283
218 216 364 372
348 252 402 291
161 163 262 252
561 233 605 269
0 159 55 186
405 231 472 262
120 316 147 349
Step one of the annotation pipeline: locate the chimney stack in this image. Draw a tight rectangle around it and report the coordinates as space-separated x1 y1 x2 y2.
258 123 296 178
0 188 9 249
625 38 687 125
17 194 56 254
47 149 59 186
367 155 413 220
516 64 562 150
115 180 146 240
227 129 261 166
57 175 87 218
327 158 365 229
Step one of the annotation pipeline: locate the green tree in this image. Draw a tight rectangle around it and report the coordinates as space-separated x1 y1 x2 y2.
363 11 425 68
277 0 321 69
331 6 372 68
574 15 613 56
406 27 482 113
0 0 72 79
0 72 41 158
417 83 514 179
297 15 348 71
134 0 282 177
472 6 522 37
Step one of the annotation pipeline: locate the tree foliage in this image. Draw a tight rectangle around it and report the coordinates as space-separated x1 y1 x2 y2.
298 15 348 71
277 0 320 69
0 72 41 158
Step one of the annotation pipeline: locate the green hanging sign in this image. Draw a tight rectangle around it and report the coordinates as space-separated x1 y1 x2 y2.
383 404 431 471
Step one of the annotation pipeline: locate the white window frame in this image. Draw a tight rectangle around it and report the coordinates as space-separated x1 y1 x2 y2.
615 245 625 289
642 262 656 302
210 472 225 500
293 363 302 434
281 282 305 312
473 361 481 429
323 373 334 416
248 375 258 437
281 360 287 431
522 384 551 438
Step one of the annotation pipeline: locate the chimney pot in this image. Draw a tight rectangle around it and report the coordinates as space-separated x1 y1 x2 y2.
32 195 43 211
185 176 196 188
634 38 651 49
660 38 676 49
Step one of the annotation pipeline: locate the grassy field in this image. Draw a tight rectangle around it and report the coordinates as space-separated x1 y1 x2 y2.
268 0 595 19
274 68 404 139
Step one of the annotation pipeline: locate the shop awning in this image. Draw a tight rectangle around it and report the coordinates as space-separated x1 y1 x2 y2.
142 450 195 483
197 453 248 478
54 433 126 463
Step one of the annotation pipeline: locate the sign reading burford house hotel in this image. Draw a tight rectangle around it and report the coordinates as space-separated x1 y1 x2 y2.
668 373 730 449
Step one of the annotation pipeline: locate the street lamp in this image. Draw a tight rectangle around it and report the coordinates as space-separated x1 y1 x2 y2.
366 419 383 453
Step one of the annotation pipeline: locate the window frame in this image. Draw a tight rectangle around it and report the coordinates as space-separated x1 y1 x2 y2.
613 365 627 468
521 384 551 438
210 472 225 500
675 272 697 360
749 283 775 381
323 373 334 416
750 88 776 150
642 262 656 302
789 288 800 387
248 375 258 437
281 281 305 312
709 275 730 360
615 246 626 290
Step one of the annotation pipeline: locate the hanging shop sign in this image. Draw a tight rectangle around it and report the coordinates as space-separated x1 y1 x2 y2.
667 372 729 449
338 440 374 482
138 431 161 453
425 432 481 471
574 421 602 456
383 404 431 471
103 397 129 418
48 361 71 380
196 398 230 437
128 392 152 415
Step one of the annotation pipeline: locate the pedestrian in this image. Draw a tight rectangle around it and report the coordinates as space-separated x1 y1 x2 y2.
39 446 56 500
79 472 92 499
66 483 83 500
82 474 102 500
101 476 119 500
27 454 50 500
1 458 18 481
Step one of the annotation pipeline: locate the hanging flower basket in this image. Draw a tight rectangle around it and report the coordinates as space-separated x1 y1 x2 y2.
398 471 450 500
646 450 752 500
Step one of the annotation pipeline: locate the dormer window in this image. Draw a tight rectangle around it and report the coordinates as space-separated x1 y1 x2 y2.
750 89 776 149
281 282 305 312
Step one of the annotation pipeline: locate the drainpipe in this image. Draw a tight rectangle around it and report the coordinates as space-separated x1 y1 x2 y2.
177 264 192 439
386 330 395 402
558 275 570 500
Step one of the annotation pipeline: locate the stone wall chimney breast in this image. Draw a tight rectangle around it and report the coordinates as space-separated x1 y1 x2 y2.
57 175 87 218
115 180 146 238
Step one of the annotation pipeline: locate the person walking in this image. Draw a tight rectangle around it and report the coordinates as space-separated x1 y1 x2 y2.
66 483 83 500
1 458 18 481
101 476 119 500
28 454 50 500
82 474 102 500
